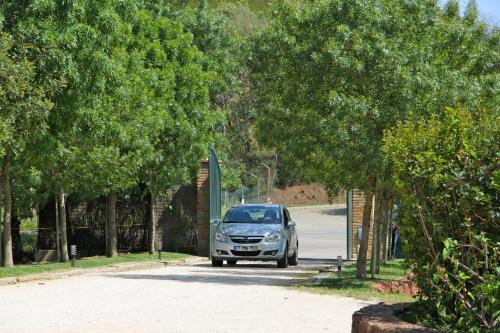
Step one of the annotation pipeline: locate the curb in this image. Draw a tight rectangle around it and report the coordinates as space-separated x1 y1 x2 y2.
352 302 442 333
287 204 346 210
0 256 208 286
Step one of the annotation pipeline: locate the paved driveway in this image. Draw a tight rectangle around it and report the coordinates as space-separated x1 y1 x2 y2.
290 204 347 259
0 205 367 333
0 261 369 333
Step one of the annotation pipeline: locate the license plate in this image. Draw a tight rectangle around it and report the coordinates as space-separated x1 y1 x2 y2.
234 246 259 251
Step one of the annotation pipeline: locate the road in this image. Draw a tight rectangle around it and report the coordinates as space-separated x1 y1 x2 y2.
290 204 347 259
0 205 368 333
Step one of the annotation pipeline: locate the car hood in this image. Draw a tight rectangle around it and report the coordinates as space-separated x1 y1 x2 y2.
220 223 282 236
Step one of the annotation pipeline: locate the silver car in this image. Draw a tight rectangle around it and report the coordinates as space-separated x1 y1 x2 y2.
211 204 299 268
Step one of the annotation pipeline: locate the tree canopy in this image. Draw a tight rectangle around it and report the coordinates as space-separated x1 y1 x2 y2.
249 0 498 192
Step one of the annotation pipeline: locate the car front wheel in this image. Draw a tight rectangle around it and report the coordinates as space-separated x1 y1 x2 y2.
211 257 223 267
277 245 289 268
289 242 298 266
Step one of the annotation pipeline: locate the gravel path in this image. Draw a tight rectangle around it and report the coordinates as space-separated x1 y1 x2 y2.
0 205 369 333
0 260 370 333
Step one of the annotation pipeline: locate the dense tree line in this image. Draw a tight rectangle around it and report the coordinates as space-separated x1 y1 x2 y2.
0 0 240 265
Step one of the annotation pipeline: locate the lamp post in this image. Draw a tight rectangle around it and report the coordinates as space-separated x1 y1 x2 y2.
249 173 260 203
240 184 245 204
273 153 278 175
261 162 271 202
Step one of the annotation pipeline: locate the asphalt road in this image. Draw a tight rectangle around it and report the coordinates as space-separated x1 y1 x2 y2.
289 204 347 260
0 205 366 333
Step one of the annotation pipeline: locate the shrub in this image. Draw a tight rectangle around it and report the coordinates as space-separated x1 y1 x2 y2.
384 108 499 332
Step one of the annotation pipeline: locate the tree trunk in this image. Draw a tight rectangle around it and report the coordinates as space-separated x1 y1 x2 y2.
55 198 61 261
381 198 391 264
387 205 393 261
370 187 382 278
356 177 376 279
58 185 69 262
106 191 118 257
376 194 385 273
2 158 13 267
149 191 156 254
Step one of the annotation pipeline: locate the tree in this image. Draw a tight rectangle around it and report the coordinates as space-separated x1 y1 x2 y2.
0 31 55 266
249 0 498 277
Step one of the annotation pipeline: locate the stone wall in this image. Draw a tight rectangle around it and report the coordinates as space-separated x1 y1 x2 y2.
352 303 442 333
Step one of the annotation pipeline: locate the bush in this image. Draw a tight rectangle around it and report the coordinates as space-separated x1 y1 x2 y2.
384 108 499 332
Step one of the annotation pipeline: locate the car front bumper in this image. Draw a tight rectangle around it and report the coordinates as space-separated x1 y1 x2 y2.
211 238 287 261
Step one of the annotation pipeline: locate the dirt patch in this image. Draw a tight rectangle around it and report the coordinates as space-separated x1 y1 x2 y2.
271 183 346 205
372 279 420 296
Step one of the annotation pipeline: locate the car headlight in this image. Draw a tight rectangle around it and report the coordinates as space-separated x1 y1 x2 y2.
215 230 228 242
264 232 281 243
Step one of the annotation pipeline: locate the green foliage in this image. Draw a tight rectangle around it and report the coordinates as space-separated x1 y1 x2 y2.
249 0 498 191
1 0 223 214
384 108 499 332
0 31 53 161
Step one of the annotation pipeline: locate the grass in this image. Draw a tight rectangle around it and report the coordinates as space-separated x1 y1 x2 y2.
296 259 416 304
0 252 191 279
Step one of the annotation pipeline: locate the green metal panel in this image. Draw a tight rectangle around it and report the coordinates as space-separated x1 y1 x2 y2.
208 147 221 259
347 189 353 259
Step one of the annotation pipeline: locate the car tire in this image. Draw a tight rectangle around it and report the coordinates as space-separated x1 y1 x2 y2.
289 242 298 266
211 257 223 267
226 260 237 265
277 245 289 268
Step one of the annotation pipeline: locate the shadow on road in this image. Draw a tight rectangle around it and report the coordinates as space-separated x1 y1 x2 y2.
318 207 347 216
105 258 336 287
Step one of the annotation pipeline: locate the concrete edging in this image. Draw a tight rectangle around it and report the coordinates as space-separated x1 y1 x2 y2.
287 204 346 210
0 256 207 286
352 302 442 333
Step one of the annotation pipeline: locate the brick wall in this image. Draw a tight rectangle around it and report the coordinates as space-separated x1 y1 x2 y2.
196 160 210 256
352 190 374 259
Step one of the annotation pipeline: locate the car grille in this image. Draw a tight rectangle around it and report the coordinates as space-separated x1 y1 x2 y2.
230 236 263 244
231 250 261 256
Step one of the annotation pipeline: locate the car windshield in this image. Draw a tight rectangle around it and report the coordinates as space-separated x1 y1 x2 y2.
223 206 282 224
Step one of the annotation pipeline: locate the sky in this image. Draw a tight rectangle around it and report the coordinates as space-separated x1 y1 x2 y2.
440 0 500 26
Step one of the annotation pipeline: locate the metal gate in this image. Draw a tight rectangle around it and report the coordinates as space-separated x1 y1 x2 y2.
208 147 221 258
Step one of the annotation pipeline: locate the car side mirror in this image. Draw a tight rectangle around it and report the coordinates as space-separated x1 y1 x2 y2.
288 221 296 227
